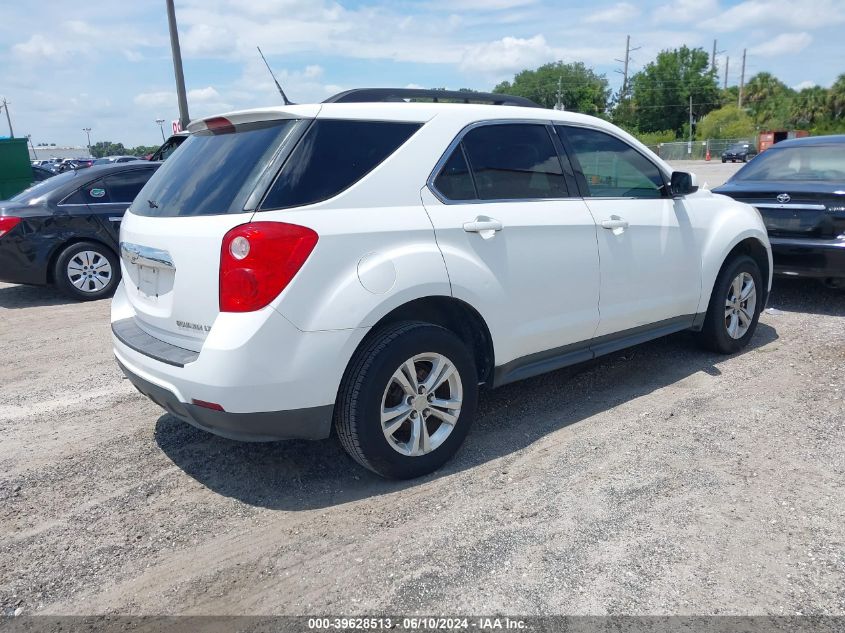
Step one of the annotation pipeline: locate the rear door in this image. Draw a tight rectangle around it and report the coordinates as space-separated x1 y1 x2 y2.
421 121 600 374
119 117 305 352
93 168 158 241
557 125 701 338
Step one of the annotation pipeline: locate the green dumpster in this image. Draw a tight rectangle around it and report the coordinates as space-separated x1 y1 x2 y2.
0 137 33 199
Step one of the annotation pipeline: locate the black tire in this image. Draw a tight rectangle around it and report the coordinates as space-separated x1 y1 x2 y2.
697 254 763 354
721 158 726 163
335 321 479 479
742 156 748 163
53 241 120 301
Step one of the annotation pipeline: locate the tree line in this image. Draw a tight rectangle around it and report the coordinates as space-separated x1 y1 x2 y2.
89 140 159 159
491 46 845 144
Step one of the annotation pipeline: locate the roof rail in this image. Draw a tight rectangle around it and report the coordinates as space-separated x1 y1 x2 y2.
323 88 541 108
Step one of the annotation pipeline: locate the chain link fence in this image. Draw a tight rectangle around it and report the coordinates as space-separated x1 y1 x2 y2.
650 138 758 161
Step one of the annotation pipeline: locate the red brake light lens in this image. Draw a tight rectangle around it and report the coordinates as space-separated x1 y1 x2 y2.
204 116 236 134
0 217 21 239
220 222 318 313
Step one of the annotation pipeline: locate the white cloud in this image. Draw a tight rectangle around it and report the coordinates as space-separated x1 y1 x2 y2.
133 91 175 108
750 32 813 57
187 86 223 102
459 34 555 74
701 0 845 32
653 0 719 23
584 3 638 24
793 80 816 90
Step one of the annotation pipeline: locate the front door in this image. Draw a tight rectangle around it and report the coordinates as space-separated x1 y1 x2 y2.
421 122 601 375
556 125 701 338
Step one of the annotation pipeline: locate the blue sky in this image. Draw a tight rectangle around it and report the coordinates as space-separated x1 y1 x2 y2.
1 0 843 147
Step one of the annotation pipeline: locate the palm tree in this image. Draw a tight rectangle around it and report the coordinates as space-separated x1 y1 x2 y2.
828 74 845 120
743 72 793 127
790 86 829 127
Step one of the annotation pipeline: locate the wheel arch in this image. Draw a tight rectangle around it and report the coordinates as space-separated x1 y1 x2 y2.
356 295 496 387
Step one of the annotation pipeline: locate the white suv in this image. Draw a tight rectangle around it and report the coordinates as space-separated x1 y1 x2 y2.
112 88 772 479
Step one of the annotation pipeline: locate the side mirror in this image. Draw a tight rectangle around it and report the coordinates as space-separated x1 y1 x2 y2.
670 171 698 196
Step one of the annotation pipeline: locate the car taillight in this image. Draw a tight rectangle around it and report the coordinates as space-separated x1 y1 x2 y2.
220 222 318 313
0 217 21 239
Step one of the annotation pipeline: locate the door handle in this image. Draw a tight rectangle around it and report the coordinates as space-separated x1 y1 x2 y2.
463 217 503 237
601 217 629 230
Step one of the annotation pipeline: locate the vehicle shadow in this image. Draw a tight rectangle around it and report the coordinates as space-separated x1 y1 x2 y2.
154 322 778 511
0 283 78 309
767 278 845 317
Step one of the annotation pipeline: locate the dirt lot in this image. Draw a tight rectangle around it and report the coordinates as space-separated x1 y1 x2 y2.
1 163 844 616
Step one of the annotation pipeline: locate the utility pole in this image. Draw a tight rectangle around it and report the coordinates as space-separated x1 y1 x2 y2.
155 118 166 142
83 127 91 154
1 98 14 137
689 94 694 147
711 40 717 73
615 35 640 98
724 56 729 90
555 75 563 110
738 48 747 108
166 0 190 131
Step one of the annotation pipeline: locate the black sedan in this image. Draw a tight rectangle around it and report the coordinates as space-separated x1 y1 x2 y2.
0 162 160 300
714 135 845 286
721 142 757 163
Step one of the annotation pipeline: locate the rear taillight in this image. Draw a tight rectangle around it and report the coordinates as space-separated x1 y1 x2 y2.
220 222 318 313
0 217 21 239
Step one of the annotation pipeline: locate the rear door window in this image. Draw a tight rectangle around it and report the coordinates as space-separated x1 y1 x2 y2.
62 178 111 204
260 120 421 210
433 145 477 201
460 124 569 200
131 120 299 217
103 169 157 204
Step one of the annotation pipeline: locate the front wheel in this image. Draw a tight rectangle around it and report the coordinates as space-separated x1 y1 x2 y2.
696 255 763 354
335 321 478 479
54 241 120 300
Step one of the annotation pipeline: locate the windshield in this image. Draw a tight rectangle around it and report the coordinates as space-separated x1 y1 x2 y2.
728 144 749 152
10 169 82 203
130 120 299 217
732 144 845 182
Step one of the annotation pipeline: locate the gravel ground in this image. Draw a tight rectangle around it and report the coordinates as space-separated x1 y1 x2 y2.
1 160 843 616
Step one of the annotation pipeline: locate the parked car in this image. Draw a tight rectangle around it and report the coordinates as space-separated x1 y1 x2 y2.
714 134 845 286
93 155 143 166
721 142 756 163
149 132 189 161
31 165 54 183
111 88 772 479
0 161 161 300
55 158 94 173
31 159 56 168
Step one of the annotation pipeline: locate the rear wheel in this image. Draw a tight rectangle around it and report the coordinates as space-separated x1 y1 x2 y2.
335 321 478 479
697 255 762 354
54 241 120 301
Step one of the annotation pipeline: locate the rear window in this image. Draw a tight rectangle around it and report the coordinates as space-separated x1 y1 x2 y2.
732 144 845 182
259 120 421 210
130 120 298 217
10 169 81 203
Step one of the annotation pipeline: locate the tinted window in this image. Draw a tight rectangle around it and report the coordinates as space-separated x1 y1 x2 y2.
732 145 845 182
461 124 568 200
104 169 156 203
62 178 111 204
560 126 665 198
433 145 476 200
131 120 298 217
260 120 421 210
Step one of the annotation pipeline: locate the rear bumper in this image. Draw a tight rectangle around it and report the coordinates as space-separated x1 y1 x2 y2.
118 360 333 441
771 236 845 278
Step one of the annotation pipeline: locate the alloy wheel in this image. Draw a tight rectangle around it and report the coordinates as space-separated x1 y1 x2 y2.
380 352 463 457
724 271 756 339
